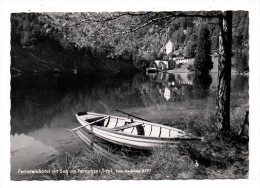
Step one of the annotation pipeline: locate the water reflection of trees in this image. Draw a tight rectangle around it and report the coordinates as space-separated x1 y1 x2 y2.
192 74 212 99
143 73 213 104
11 73 145 134
11 73 80 135
11 72 247 135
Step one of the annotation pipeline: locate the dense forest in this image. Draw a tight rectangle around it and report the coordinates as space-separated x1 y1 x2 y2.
11 11 249 72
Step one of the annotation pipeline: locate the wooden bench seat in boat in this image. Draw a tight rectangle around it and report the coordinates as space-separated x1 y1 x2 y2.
85 115 105 122
110 122 142 131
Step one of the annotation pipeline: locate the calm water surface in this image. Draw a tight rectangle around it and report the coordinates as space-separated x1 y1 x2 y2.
10 71 248 179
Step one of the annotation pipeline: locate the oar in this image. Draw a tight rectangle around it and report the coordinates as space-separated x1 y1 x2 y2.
115 109 152 123
115 109 171 125
70 116 108 131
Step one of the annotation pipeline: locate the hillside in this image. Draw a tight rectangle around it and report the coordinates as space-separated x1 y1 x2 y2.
11 12 249 72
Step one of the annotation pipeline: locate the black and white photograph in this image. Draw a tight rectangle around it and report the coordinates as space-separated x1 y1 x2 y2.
1 0 260 186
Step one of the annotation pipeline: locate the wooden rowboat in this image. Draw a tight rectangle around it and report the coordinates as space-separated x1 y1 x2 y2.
74 112 202 150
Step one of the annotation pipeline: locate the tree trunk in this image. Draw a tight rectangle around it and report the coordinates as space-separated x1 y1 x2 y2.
215 11 232 133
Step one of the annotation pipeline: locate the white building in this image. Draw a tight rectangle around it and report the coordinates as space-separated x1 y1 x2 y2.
165 41 173 55
163 87 171 101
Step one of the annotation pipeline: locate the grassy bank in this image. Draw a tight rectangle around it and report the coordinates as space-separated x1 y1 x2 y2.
24 103 248 180
167 56 245 74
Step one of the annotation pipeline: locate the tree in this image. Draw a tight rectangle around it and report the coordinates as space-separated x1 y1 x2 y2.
193 25 213 74
185 34 197 58
210 25 219 51
215 11 233 133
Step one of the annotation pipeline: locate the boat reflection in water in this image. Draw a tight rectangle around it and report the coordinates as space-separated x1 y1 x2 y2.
72 128 150 163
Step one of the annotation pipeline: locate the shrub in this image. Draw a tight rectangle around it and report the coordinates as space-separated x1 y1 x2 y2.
187 64 194 72
168 59 176 70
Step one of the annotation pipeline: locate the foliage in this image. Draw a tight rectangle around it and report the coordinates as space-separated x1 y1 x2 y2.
187 64 194 72
230 11 249 73
168 59 176 69
234 51 249 73
232 11 249 48
11 13 44 46
11 11 249 71
193 25 213 74
185 34 197 58
232 20 249 74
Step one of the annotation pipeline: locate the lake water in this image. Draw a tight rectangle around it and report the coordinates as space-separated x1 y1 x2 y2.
10 71 248 179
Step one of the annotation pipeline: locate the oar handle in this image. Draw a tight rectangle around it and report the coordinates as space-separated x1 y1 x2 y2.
72 116 108 131
115 109 151 122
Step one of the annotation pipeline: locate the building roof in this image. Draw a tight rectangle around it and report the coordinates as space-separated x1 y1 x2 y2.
177 53 184 57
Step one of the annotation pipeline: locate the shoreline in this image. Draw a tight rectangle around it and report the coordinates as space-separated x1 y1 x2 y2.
12 103 248 180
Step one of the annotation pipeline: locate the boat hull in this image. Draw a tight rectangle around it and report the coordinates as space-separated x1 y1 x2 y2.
75 112 201 150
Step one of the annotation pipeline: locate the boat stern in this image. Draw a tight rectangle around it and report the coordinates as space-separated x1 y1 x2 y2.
76 111 87 116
